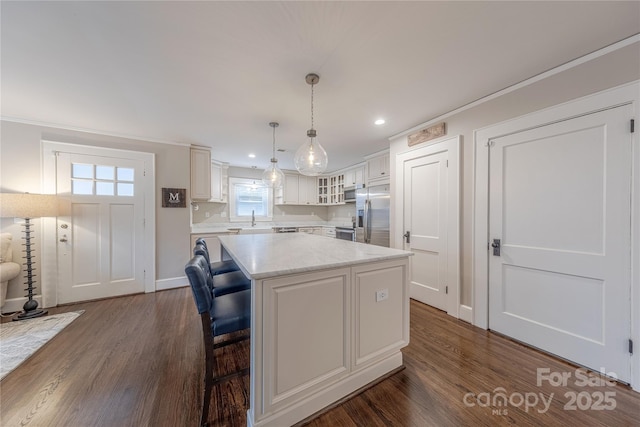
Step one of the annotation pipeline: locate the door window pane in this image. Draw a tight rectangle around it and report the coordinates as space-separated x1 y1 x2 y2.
72 163 93 179
117 168 134 181
71 163 135 197
96 165 115 180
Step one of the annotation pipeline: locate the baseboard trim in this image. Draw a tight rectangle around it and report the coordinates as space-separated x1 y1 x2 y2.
459 304 473 324
155 276 188 291
1 296 41 315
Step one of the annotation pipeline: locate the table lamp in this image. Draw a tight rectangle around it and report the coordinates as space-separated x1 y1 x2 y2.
0 193 58 320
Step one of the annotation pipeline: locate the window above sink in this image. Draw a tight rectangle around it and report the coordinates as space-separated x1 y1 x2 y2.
228 177 273 222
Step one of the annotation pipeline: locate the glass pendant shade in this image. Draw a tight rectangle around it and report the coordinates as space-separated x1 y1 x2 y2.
295 73 328 176
262 159 285 188
262 121 284 188
294 129 328 176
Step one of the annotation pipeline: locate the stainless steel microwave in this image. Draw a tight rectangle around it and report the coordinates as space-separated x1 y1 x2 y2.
344 185 363 203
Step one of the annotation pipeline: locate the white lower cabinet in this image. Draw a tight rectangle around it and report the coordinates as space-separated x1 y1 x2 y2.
297 226 323 235
251 257 409 426
323 227 336 238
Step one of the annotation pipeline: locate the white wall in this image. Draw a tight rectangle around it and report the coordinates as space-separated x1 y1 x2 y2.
390 40 640 307
0 120 191 302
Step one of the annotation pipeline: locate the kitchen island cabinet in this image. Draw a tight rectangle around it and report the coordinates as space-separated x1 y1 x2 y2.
217 233 412 427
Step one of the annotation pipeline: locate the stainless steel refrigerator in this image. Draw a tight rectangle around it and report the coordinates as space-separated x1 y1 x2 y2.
355 183 390 247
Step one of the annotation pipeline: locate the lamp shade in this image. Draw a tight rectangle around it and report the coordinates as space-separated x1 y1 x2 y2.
294 132 328 176
0 193 59 218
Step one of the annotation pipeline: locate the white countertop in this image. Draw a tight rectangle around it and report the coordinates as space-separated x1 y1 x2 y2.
218 233 412 280
191 222 349 234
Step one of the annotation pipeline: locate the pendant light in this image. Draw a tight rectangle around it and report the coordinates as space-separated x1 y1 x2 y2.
262 121 285 188
294 73 328 176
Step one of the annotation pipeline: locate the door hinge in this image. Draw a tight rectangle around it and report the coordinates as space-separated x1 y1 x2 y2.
446 160 449 167
629 339 634 355
445 286 448 294
631 119 635 133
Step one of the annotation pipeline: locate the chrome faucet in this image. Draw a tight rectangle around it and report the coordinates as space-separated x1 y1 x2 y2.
251 209 256 227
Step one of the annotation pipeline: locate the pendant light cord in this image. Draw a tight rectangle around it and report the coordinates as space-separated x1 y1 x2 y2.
272 124 276 160
310 81 314 131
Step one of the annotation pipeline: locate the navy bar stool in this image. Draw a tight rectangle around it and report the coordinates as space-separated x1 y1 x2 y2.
185 255 250 427
194 238 239 276
193 243 250 297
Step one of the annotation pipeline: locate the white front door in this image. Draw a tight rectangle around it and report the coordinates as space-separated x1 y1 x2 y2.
399 136 460 316
489 105 632 382
55 152 146 303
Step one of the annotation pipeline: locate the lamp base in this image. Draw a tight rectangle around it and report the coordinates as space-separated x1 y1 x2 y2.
12 308 48 321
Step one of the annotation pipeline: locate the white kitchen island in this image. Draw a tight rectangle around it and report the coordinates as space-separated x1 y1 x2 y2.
217 233 412 427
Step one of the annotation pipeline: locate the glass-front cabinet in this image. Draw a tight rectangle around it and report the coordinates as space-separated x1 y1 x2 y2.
317 177 329 205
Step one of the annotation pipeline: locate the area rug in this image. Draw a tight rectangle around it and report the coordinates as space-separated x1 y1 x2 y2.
0 310 84 381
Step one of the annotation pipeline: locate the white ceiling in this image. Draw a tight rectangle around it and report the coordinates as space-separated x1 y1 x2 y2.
2 1 639 172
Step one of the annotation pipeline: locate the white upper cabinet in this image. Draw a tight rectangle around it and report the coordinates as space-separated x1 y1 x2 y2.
190 147 211 200
366 152 390 183
329 174 344 204
317 177 329 205
277 173 317 205
298 175 316 205
344 165 364 188
210 161 228 203
282 173 300 204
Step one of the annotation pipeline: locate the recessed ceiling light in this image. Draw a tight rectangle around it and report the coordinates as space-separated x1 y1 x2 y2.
374 119 385 125
248 153 256 158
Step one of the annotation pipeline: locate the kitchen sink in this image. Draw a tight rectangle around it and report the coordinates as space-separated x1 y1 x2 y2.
227 227 273 234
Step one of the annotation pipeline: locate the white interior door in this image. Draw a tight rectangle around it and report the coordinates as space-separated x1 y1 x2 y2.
399 136 459 316
404 152 448 311
56 152 146 303
489 105 632 382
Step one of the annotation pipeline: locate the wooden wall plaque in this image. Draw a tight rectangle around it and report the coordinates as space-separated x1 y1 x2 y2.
162 188 186 207
408 122 446 146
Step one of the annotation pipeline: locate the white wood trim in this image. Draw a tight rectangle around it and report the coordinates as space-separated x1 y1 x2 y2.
394 135 461 318
1 296 42 315
155 276 188 291
2 116 190 147
472 81 640 390
458 305 473 324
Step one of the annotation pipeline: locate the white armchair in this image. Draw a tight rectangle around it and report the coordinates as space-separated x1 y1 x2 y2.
0 233 21 308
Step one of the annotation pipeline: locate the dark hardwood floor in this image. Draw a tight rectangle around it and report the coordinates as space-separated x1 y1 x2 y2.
1 288 638 426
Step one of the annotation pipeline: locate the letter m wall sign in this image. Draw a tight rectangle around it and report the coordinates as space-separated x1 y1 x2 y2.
162 188 187 208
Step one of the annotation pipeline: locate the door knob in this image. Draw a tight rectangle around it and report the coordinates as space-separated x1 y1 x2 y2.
403 231 411 244
59 234 68 243
491 239 501 256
